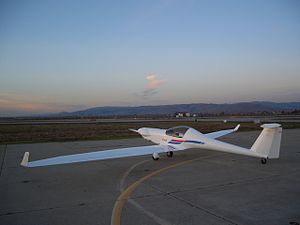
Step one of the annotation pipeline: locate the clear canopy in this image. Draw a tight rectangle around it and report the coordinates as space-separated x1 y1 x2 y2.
165 126 190 138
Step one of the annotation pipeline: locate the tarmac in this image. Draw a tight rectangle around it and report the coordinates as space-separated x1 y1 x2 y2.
0 129 299 225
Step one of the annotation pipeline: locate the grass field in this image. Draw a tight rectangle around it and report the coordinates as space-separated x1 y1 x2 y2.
1 121 299 144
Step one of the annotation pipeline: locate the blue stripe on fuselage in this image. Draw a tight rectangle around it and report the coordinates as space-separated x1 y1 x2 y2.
168 142 182 144
184 140 205 144
168 140 205 145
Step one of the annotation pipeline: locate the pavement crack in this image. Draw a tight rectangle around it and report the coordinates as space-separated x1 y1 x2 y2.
167 193 240 225
0 202 94 217
0 206 57 217
148 184 240 225
165 174 280 195
0 144 7 177
134 172 279 202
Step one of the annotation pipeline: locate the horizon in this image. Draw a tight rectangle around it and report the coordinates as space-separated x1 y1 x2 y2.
63 100 300 110
1 0 300 116
1 100 300 117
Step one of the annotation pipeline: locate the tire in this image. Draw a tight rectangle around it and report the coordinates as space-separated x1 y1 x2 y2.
152 156 159 161
166 151 173 157
261 158 267 164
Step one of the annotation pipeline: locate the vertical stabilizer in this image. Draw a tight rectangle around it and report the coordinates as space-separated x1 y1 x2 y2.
250 124 282 159
21 152 29 167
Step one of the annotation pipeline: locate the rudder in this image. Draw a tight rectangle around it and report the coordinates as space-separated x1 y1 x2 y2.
250 124 282 159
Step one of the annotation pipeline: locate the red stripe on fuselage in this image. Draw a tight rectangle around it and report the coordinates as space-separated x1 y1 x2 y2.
170 139 184 143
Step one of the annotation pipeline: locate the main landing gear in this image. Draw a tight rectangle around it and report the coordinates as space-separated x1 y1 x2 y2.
261 158 267 164
152 151 174 160
166 151 173 157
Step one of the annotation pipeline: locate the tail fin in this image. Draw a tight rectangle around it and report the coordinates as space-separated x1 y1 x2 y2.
250 124 282 159
21 152 30 167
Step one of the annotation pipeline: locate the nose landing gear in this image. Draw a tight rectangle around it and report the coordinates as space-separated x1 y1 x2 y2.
166 151 173 157
152 152 159 161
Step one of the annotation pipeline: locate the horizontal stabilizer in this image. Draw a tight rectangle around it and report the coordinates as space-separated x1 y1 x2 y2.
260 123 281 129
205 124 240 139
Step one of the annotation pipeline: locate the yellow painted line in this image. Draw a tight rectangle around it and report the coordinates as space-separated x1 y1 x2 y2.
110 154 221 225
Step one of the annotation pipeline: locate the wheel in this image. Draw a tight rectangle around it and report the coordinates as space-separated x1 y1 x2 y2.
152 152 159 161
166 151 173 157
261 158 267 164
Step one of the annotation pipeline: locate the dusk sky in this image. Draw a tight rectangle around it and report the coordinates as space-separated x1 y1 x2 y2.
1 0 299 116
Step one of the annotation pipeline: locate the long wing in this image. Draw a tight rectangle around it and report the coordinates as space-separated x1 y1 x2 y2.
21 145 171 168
205 124 240 139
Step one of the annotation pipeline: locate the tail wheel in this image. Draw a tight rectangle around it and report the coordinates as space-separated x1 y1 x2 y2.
261 158 267 164
166 151 173 157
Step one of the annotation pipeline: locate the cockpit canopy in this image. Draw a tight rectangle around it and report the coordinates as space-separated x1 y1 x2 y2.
165 126 190 138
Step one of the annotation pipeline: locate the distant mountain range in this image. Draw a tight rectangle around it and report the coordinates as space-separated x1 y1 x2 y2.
55 101 300 117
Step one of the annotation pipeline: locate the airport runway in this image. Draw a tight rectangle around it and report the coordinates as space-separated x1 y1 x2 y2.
1 115 300 125
0 130 299 225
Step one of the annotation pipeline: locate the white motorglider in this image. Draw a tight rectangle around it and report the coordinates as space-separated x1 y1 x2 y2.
20 123 282 167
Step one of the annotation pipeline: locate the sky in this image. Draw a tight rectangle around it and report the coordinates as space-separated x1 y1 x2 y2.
0 0 300 116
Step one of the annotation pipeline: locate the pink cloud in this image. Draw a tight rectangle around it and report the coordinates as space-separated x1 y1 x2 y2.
146 74 163 90
133 74 164 100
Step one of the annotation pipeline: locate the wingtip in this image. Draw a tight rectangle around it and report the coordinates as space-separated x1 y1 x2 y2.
20 152 30 167
129 128 138 133
234 124 240 131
